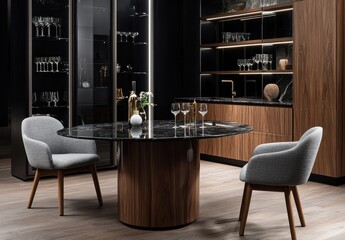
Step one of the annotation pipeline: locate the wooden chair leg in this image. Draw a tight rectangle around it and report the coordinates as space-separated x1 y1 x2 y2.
27 169 41 208
239 183 252 236
292 186 306 227
90 163 103 206
239 183 248 221
58 170 64 216
284 187 297 240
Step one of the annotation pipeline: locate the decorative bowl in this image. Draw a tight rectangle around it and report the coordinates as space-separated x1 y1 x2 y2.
232 2 246 11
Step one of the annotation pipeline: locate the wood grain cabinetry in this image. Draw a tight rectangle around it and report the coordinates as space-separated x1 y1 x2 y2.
200 104 292 161
293 0 345 179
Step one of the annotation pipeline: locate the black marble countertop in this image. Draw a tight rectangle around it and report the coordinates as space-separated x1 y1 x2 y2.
57 120 252 141
175 97 292 107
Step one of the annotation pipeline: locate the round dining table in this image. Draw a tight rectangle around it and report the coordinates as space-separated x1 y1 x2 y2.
58 120 252 229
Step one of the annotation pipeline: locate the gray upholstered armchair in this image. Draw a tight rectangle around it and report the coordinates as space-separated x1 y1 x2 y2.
21 116 103 216
238 127 323 240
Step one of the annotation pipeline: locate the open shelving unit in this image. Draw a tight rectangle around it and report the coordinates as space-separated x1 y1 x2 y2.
200 0 293 103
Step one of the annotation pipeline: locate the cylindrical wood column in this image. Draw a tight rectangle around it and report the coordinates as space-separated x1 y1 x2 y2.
118 139 200 229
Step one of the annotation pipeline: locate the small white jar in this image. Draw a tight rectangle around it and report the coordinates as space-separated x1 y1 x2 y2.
130 111 142 126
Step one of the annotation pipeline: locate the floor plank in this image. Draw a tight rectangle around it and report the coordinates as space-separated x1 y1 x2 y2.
1 159 345 240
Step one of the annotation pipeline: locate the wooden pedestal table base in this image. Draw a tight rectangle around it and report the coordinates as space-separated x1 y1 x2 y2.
118 139 200 229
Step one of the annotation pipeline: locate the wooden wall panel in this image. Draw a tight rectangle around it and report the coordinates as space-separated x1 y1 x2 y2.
293 0 344 177
337 0 345 178
200 104 293 161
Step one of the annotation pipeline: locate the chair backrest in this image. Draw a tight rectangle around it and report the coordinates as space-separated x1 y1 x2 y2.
22 116 65 154
291 126 323 185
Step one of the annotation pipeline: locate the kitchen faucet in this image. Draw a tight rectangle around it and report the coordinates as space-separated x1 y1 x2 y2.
222 80 236 98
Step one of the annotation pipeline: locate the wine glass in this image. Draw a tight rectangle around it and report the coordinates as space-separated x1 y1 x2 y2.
52 91 59 107
181 102 190 128
54 56 61 72
199 103 208 128
123 32 130 42
32 16 40 37
237 59 242 71
171 103 180 128
32 92 37 106
131 32 139 43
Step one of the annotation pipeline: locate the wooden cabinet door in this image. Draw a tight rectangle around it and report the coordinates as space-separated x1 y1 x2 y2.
200 104 292 161
293 0 345 177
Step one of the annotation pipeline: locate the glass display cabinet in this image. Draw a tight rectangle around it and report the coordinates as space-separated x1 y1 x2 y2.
200 0 293 104
116 0 152 121
12 0 153 180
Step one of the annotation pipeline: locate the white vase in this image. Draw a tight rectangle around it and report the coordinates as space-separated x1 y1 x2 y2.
130 126 142 138
130 113 142 126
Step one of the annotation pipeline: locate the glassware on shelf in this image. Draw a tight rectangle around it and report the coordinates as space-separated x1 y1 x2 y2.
52 91 59 107
38 16 45 37
123 32 130 42
54 56 61 72
45 92 52 107
116 88 124 103
181 102 190 128
268 54 273 70
44 17 52 37
32 92 37 106
116 63 121 73
126 64 133 72
48 57 54 72
63 91 69 104
171 103 180 128
117 31 124 42
254 54 262 70
131 32 139 43
198 103 208 129
52 17 61 38
32 16 40 37
34 57 40 72
237 59 242 71
129 1 136 16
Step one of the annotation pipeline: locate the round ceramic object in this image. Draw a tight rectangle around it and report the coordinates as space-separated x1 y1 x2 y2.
130 114 142 126
130 126 142 138
264 84 280 101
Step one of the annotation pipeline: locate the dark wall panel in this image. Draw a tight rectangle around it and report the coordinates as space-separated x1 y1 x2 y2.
0 0 9 127
153 0 200 120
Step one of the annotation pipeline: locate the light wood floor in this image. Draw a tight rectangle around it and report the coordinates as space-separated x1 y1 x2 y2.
1 158 345 240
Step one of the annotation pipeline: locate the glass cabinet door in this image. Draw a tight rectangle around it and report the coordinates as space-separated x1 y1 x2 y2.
116 0 151 121
73 0 114 165
30 0 71 126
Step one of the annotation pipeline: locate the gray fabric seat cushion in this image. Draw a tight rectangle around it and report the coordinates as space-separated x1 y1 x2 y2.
52 153 100 169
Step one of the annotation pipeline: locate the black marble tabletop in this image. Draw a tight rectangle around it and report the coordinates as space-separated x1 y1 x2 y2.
57 120 252 142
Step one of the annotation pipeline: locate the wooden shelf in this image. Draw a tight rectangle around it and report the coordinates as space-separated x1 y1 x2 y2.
201 37 293 49
201 70 293 75
201 2 293 21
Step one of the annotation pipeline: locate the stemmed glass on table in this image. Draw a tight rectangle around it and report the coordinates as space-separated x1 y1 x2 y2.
181 102 190 128
199 103 208 128
171 103 180 128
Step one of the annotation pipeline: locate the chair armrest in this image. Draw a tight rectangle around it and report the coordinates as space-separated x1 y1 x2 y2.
240 148 301 186
61 136 97 154
252 141 298 156
22 135 54 169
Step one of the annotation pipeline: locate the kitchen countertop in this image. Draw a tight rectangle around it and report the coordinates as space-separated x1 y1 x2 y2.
175 97 292 107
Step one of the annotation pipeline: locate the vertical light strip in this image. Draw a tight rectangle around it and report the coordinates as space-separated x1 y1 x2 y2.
68 0 72 127
148 0 153 120
112 0 118 164
28 0 32 116
113 0 117 122
199 0 202 97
